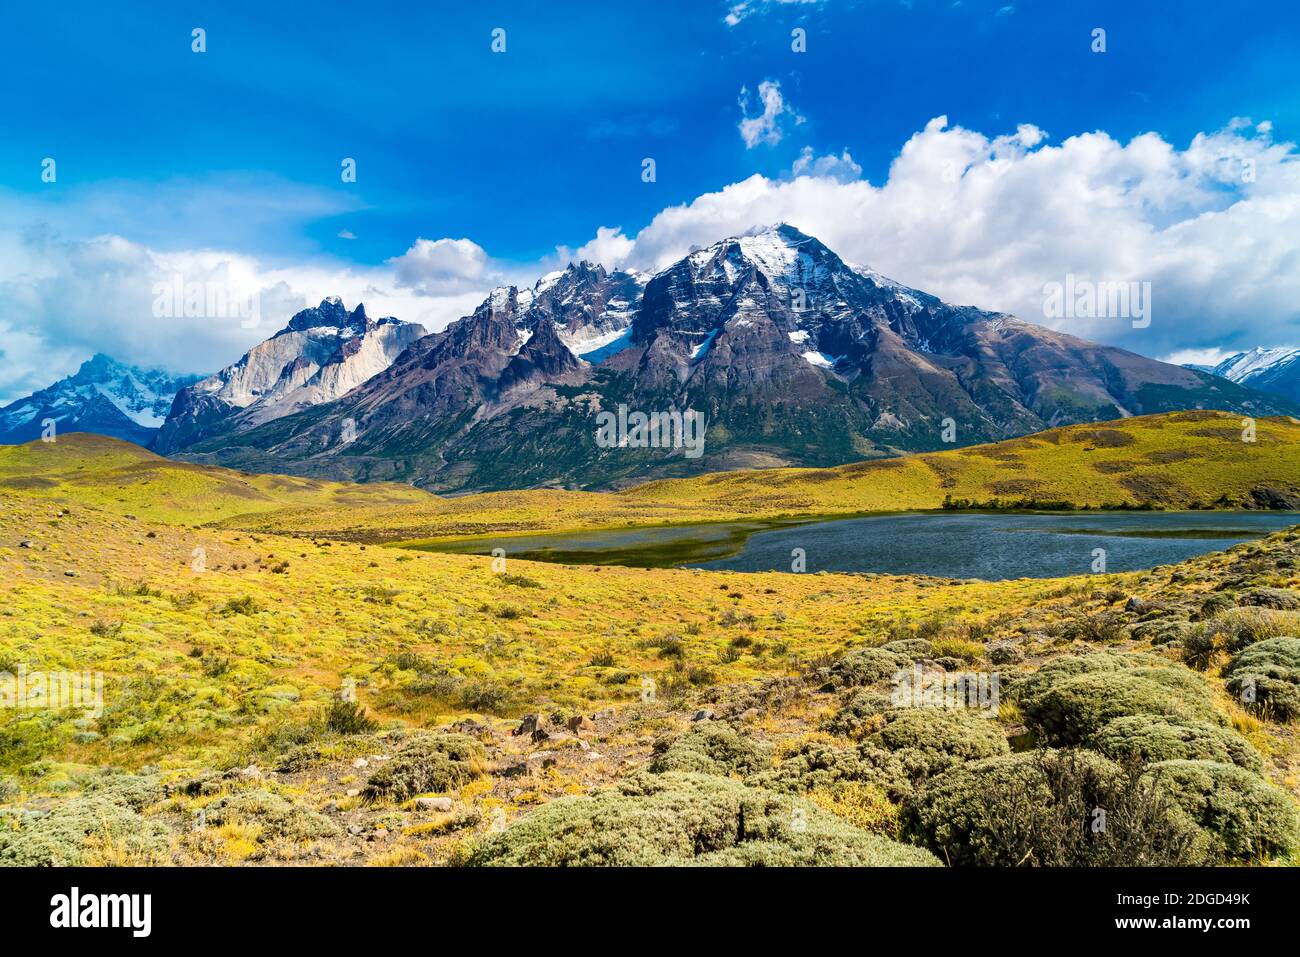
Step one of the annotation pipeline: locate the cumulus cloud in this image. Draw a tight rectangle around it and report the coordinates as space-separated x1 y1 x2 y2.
790 146 863 183
387 237 492 294
738 80 802 148
570 116 1300 359
0 227 486 402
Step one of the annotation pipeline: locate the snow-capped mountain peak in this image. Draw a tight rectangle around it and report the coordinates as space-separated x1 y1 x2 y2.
1211 347 1300 382
0 354 203 446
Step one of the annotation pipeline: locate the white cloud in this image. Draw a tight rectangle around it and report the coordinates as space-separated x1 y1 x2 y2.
569 226 637 270
387 237 492 294
1161 347 1233 368
0 227 487 403
738 80 802 149
571 116 1300 360
724 0 822 27
790 146 863 183
7 115 1300 407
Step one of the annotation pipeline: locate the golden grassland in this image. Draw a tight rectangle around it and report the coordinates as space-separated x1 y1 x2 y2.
0 433 433 527
1 412 1299 866
3 411 1295 547
242 411 1300 543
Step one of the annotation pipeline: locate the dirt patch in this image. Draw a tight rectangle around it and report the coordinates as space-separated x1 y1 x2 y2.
1091 460 1137 474
0 476 57 489
1067 429 1135 448
1189 427 1244 440
1119 473 1192 502
1144 449 1200 464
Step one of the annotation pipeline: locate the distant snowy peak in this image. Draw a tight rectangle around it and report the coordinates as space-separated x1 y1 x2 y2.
1196 346 1300 405
0 354 202 445
1211 347 1300 383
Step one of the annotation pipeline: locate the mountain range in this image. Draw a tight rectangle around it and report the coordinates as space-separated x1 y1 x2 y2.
151 298 426 454
0 354 201 446
1187 347 1300 405
150 224 1297 491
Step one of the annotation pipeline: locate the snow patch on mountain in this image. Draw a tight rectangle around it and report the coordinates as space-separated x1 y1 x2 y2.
0 354 203 445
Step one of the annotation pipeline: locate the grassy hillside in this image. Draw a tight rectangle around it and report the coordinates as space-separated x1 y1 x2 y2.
0 433 434 526
2 467 1299 865
219 411 1300 544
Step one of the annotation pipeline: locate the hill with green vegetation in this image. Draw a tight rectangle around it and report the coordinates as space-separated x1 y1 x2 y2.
0 433 434 527
2 457 1299 866
218 411 1300 545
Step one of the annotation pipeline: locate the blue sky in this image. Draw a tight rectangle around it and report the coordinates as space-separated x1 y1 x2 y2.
4 0 1294 262
1 0 1299 396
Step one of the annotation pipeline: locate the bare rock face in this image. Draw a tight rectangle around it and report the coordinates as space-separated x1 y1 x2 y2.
158 228 1298 490
151 299 425 454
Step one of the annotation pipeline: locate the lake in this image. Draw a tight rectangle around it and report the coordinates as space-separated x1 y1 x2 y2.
405 511 1300 581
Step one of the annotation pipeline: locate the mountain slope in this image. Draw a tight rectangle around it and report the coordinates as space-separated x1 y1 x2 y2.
164 226 1298 491
181 411 1300 544
0 354 201 446
151 297 426 454
0 432 434 526
1197 347 1300 404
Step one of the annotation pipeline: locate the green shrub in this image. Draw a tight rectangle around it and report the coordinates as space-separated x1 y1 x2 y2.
0 795 170 866
823 689 895 738
1088 715 1262 771
1018 655 1219 746
905 750 1200 866
1014 650 1146 704
648 723 771 777
865 708 1010 776
202 789 339 842
1197 592 1236 620
880 638 933 659
218 595 262 616
0 776 17 803
465 771 939 867
758 741 913 802
83 772 165 811
1202 607 1300 653
1237 587 1300 610
1143 760 1300 863
1223 637 1300 721
821 646 907 690
320 699 377 736
363 734 486 802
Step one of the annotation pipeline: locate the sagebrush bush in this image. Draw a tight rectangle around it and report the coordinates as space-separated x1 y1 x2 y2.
83 772 165 811
1018 653 1219 746
757 740 913 802
1223 637 1300 721
465 771 939 867
1088 715 1263 771
1202 607 1300 654
820 646 908 690
1237 587 1300 610
363 734 486 802
202 789 340 842
0 795 170 866
648 723 771 776
905 750 1201 866
1143 760 1300 863
822 688 894 738
865 707 1010 775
